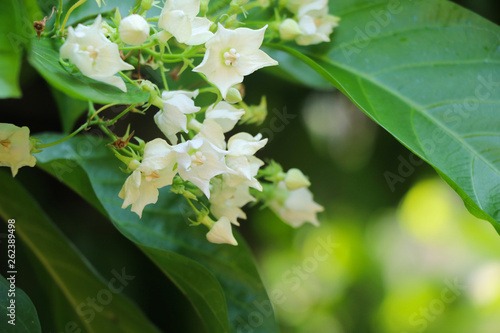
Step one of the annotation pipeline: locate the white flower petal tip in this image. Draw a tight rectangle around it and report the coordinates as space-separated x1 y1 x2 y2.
60 15 134 92
193 24 278 99
206 217 238 246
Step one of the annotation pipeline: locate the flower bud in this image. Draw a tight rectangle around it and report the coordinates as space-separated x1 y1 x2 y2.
225 87 242 104
240 95 267 126
206 217 238 246
279 19 302 41
119 14 150 46
141 0 153 11
284 168 311 190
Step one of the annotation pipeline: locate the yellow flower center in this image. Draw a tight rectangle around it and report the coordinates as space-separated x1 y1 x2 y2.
145 170 160 182
190 151 206 166
0 139 11 151
223 48 240 67
85 45 99 62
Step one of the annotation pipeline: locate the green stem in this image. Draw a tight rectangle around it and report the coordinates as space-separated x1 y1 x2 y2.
120 41 157 51
98 124 116 140
69 10 115 27
60 0 88 34
54 0 63 32
107 105 136 125
118 72 137 86
37 122 91 149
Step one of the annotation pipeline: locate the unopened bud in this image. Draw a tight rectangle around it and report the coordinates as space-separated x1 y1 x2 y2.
279 19 302 41
225 88 242 104
284 168 310 190
241 95 267 126
141 0 153 11
119 14 150 46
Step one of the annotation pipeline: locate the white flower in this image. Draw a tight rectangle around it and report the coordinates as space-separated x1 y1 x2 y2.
154 90 200 144
119 139 176 217
171 137 231 198
279 18 302 41
0 124 36 177
158 0 214 45
60 15 134 92
270 181 324 227
296 5 340 46
119 14 150 46
224 132 267 190
193 23 278 99
210 177 256 226
205 101 245 133
206 216 238 246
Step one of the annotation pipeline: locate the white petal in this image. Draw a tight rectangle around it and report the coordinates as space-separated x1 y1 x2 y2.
89 74 128 92
158 10 192 43
236 50 278 76
186 17 214 45
205 102 245 133
206 217 238 246
227 132 267 156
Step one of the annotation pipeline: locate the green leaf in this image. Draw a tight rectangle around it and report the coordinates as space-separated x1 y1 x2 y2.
271 0 500 229
0 275 42 333
0 171 161 333
35 134 278 333
0 0 26 98
51 88 88 133
28 38 149 104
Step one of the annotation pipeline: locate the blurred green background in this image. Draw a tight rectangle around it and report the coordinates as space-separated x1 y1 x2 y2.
2 0 500 332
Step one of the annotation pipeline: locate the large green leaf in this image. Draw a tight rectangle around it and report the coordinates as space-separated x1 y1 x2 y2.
28 38 149 104
269 0 500 230
35 134 277 333
0 275 41 333
51 88 89 133
0 171 161 333
0 0 25 98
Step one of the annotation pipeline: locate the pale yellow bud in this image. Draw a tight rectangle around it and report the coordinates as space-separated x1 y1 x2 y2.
225 88 243 104
119 14 150 46
284 168 311 190
279 19 302 41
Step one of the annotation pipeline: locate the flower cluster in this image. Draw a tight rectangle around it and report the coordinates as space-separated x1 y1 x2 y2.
37 0 329 246
279 0 340 45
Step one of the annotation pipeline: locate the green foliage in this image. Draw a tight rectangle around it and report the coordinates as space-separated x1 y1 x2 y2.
0 171 160 332
35 134 277 333
0 0 25 98
0 275 41 332
270 0 500 230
